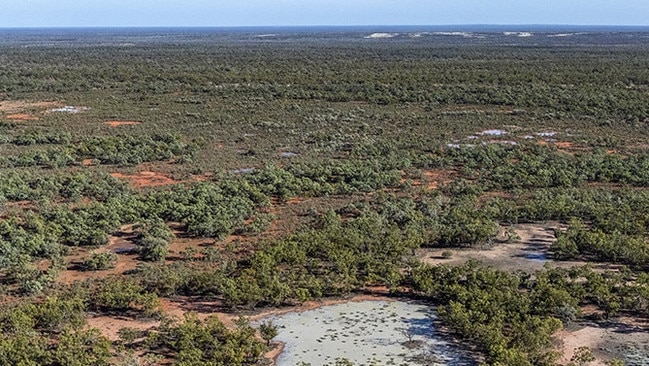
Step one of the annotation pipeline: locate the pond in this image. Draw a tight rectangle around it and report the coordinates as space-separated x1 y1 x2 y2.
261 300 474 366
524 252 548 262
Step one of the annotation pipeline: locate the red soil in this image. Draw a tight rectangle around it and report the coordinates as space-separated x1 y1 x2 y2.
86 315 157 342
555 141 574 149
0 100 59 113
57 224 139 284
104 120 142 127
111 171 179 188
422 168 456 190
190 172 213 182
5 113 39 121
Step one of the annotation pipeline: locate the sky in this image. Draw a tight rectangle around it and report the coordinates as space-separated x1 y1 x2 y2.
1 0 648 28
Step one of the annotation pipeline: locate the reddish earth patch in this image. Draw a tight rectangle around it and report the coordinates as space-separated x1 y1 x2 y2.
0 100 59 113
270 196 307 206
538 140 581 155
190 172 213 182
57 224 139 284
5 113 39 121
400 169 455 191
284 197 307 205
111 171 179 188
160 297 237 328
555 141 574 149
104 120 142 127
554 327 608 366
265 342 285 366
57 251 139 285
1 200 38 220
538 140 574 148
3 200 34 208
86 315 157 342
422 169 456 190
480 190 513 202
166 236 215 261
81 158 94 166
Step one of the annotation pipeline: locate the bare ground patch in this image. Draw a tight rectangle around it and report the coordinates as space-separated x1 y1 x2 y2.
416 222 647 364
416 222 621 273
104 120 142 127
165 236 215 261
422 168 457 190
111 171 179 188
554 317 649 365
0 100 59 114
57 224 139 284
5 113 40 121
86 314 157 342
400 168 457 191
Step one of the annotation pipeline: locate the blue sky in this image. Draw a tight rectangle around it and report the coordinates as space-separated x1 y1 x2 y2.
2 0 648 27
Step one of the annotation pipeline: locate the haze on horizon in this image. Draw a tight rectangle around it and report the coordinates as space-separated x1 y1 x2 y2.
1 0 648 28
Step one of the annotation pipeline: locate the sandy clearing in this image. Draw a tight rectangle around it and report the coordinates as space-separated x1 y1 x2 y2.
554 317 649 366
190 172 213 182
555 141 574 149
104 120 142 127
3 200 35 208
270 196 307 206
416 221 647 365
417 222 601 273
57 250 140 285
111 171 179 188
165 236 215 261
264 342 285 366
160 297 238 328
57 224 139 284
555 326 608 366
86 315 158 342
537 140 580 151
110 169 213 189
0 100 59 113
407 168 457 190
423 169 453 190
5 113 40 121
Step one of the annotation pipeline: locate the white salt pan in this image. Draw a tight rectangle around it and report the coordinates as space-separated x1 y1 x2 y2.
264 300 472 366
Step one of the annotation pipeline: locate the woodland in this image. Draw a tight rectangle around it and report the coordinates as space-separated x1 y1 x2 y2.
0 29 649 365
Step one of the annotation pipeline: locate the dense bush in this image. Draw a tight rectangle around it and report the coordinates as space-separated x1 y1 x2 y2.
80 252 118 271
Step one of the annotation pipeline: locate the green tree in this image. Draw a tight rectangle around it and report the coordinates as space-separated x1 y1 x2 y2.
258 320 279 346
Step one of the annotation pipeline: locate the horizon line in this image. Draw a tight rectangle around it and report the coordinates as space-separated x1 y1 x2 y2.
2 23 649 30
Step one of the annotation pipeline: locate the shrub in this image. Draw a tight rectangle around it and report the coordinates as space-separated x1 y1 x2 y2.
80 252 117 271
